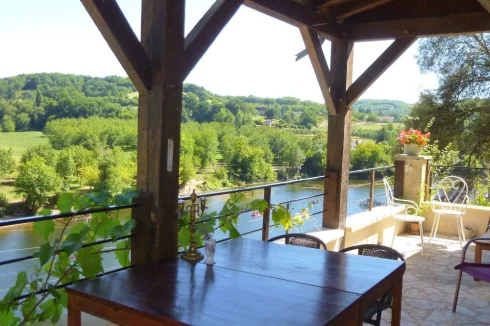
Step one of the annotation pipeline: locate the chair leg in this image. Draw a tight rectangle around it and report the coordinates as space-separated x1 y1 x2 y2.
429 214 438 243
391 220 399 248
456 217 462 247
452 270 463 313
419 222 424 254
474 243 482 282
459 215 466 243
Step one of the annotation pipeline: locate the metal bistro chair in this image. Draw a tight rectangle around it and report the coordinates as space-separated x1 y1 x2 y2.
267 233 327 250
383 178 425 252
453 236 490 313
340 244 405 326
429 176 469 246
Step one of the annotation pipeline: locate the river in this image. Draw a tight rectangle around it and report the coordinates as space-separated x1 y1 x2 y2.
0 181 385 295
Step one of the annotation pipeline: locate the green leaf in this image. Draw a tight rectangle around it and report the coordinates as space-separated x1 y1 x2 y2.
61 234 83 256
69 224 90 239
77 248 103 278
39 299 58 322
229 224 240 239
57 193 75 213
33 220 55 241
123 219 136 233
38 242 54 267
110 225 124 240
20 296 36 320
38 208 52 216
3 272 28 303
250 199 268 213
115 240 130 267
0 310 17 326
90 213 116 238
178 227 191 248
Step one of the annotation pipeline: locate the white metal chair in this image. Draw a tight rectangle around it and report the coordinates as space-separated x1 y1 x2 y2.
429 176 469 246
383 178 425 253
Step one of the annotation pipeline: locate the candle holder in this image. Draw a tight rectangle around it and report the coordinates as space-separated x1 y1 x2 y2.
179 190 206 262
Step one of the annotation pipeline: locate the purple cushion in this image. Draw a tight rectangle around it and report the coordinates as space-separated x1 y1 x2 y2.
455 263 490 282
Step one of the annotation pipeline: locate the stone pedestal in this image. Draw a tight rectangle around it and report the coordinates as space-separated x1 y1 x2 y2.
394 154 431 206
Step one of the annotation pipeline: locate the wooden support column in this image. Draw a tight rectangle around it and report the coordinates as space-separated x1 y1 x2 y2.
133 0 185 264
323 39 354 230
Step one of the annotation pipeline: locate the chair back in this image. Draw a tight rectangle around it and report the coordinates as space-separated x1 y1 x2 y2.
431 176 469 212
383 178 396 217
267 233 327 250
339 244 405 261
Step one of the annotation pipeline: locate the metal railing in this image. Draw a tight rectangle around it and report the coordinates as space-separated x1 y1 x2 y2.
179 165 394 244
0 203 138 300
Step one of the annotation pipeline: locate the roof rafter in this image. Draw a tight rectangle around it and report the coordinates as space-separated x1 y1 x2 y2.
300 26 336 115
81 0 152 95
342 12 490 41
328 0 394 21
244 0 342 41
477 0 490 13
183 0 243 80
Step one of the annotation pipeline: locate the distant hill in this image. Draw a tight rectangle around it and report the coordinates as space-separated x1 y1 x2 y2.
352 99 409 118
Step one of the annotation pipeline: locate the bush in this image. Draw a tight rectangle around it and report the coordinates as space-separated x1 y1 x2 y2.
214 167 228 180
0 192 8 217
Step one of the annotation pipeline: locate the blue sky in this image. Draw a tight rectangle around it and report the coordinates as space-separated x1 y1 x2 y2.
0 0 437 104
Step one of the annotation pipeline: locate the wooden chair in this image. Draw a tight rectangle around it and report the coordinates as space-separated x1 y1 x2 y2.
267 233 327 250
453 237 490 312
474 228 490 281
340 244 405 326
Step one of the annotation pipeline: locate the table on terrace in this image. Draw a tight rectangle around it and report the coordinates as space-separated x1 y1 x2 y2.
65 238 405 326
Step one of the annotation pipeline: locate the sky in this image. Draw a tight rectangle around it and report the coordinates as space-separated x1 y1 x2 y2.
0 0 438 104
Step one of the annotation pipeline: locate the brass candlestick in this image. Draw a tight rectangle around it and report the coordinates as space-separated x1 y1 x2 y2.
179 190 206 262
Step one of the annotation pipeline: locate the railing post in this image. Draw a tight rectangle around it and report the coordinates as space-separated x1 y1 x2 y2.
131 193 152 265
369 170 375 211
262 187 271 241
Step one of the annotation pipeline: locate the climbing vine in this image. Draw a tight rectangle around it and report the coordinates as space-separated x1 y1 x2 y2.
0 189 137 325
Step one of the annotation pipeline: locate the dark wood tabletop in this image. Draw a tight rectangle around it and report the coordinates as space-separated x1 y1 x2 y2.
66 238 405 326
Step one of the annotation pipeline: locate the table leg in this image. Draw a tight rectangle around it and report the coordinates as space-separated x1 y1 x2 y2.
474 243 482 281
391 275 403 326
68 296 81 326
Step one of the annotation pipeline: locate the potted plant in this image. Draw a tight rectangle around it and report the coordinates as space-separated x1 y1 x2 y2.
398 129 430 156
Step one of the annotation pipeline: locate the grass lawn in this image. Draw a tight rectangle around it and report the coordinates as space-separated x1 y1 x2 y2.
352 122 404 130
0 132 49 160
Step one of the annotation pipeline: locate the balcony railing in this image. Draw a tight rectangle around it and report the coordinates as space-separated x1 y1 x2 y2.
0 165 393 300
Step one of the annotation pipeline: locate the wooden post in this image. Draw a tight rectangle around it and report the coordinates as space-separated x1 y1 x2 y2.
425 160 431 201
394 159 405 198
135 0 185 263
262 187 271 241
369 170 375 211
323 39 354 229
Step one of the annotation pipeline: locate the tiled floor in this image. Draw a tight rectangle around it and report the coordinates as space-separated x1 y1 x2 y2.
48 233 490 326
379 233 490 326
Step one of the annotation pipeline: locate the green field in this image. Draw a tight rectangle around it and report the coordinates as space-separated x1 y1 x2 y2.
0 132 49 160
351 122 404 130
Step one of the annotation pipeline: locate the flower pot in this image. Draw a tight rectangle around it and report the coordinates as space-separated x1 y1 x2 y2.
408 221 420 235
404 144 423 156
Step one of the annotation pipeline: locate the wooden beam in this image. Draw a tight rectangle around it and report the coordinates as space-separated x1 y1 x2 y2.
328 0 393 20
134 0 184 263
81 0 152 95
343 12 490 41
478 0 490 13
323 39 353 231
183 0 243 80
244 0 342 41
300 26 336 115
345 37 415 107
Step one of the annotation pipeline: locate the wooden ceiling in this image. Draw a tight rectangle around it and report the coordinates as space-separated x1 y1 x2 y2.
245 0 490 41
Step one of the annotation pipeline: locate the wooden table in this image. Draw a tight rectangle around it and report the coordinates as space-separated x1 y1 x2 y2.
66 239 405 326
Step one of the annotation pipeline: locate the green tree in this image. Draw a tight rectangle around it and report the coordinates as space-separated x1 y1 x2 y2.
0 148 15 180
21 144 57 168
35 89 44 107
78 164 100 189
298 109 318 129
350 141 391 170
56 149 76 189
97 148 136 194
15 157 62 212
2 115 15 132
15 112 31 131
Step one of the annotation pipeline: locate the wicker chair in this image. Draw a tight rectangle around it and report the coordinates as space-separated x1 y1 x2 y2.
267 233 327 250
339 244 405 326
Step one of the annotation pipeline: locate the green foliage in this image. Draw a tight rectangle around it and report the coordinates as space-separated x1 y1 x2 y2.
298 109 318 129
20 144 57 168
2 115 15 132
350 141 392 170
97 148 136 194
0 193 8 217
0 148 15 179
15 113 30 131
15 157 62 212
56 149 75 189
0 189 137 325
